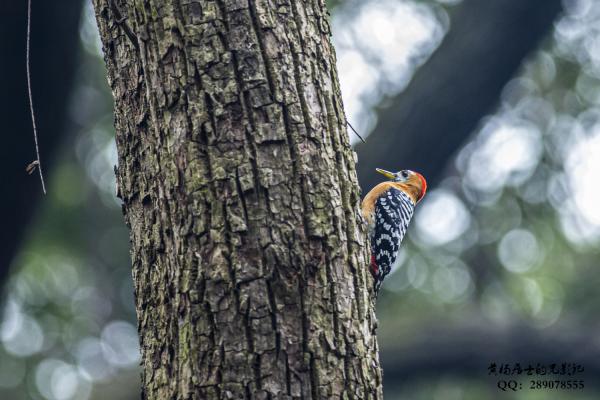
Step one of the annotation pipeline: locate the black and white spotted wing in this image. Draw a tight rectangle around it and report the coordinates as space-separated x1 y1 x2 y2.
371 187 415 290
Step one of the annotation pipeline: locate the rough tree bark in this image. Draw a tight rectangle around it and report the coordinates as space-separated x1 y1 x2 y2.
92 1 380 399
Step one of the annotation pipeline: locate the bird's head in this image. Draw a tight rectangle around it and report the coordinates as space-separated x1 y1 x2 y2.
376 168 427 203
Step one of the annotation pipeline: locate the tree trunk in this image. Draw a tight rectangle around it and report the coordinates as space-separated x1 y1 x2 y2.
92 1 381 399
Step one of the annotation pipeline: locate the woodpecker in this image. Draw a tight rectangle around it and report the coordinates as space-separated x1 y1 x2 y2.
361 168 427 294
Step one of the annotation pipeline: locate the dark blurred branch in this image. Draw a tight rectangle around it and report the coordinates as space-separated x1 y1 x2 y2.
355 0 563 190
0 1 83 288
381 323 599 389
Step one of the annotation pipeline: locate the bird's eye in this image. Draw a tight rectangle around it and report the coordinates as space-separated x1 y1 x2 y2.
400 170 409 179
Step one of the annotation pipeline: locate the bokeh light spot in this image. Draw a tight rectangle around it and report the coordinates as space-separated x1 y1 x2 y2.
415 189 471 246
101 321 141 367
498 229 541 273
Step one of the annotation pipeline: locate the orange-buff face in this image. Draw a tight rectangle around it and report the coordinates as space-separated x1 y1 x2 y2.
375 168 427 204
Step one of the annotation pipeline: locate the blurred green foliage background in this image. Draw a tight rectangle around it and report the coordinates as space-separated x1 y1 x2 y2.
2 0 600 399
